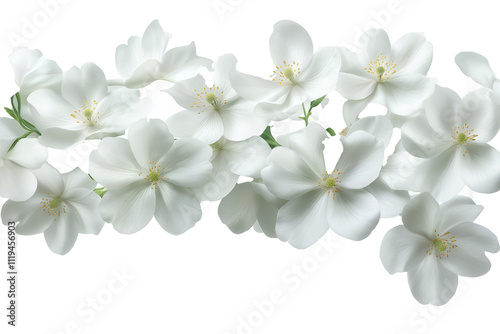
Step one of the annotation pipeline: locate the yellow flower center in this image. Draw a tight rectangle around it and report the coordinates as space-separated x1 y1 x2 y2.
318 169 343 200
426 230 457 259
139 161 168 190
451 123 477 156
41 193 66 222
364 53 397 82
270 60 301 85
191 85 227 113
71 100 99 125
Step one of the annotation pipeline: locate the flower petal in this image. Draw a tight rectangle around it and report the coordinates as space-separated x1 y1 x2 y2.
142 20 169 60
335 131 384 189
9 48 62 94
155 183 202 235
89 137 143 189
261 147 319 200
99 184 156 234
27 89 81 130
298 46 340 99
424 86 461 134
461 143 500 193
346 115 393 149
337 72 377 100
357 29 392 67
401 112 453 158
437 196 484 232
5 138 47 169
196 150 238 201
43 212 79 255
407 256 458 305
218 182 258 234
254 85 308 120
223 137 271 178
160 42 212 82
327 188 380 241
366 178 410 218
62 63 108 107
0 118 26 140
230 71 289 103
401 192 438 240
219 100 269 141
460 89 500 143
414 147 464 202
441 222 498 277
391 33 433 76
381 74 435 116
269 20 313 67
38 127 87 149
33 163 64 195
128 119 174 167
213 53 237 95
66 195 104 235
0 160 37 201
166 109 224 144
1 196 52 234
455 52 495 89
277 122 327 176
116 36 142 79
276 190 329 249
166 75 207 110
61 167 95 191
162 138 212 187
124 59 161 88
380 225 429 274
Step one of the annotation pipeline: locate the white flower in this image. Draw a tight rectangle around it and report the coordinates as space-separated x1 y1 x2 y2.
455 51 500 106
380 192 499 305
337 30 435 123
230 20 340 120
89 119 212 234
197 136 271 201
1 164 104 255
115 20 212 88
401 85 500 201
27 62 149 149
166 54 269 143
9 48 62 99
261 122 384 248
340 116 410 218
218 180 285 238
9 48 62 121
0 118 48 201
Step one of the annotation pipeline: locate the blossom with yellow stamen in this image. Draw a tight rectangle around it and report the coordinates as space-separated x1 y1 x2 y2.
381 192 499 306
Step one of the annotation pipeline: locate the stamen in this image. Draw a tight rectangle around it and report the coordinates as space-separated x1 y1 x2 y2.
364 53 397 82
317 169 343 200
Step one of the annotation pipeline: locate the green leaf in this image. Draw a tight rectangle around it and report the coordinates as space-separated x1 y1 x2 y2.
310 95 326 109
260 126 281 149
326 127 336 136
4 107 16 120
6 92 41 135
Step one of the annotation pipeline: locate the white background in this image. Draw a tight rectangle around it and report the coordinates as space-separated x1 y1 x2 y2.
1 0 500 333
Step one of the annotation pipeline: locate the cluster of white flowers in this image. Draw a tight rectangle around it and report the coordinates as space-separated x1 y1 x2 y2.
1 20 499 306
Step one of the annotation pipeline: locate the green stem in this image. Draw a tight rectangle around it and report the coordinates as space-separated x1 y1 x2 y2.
8 131 35 152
